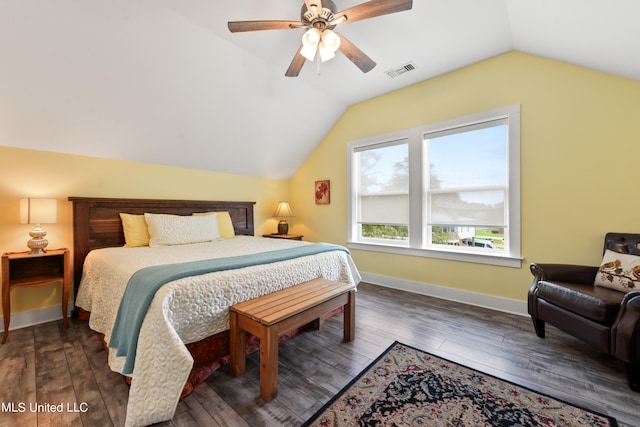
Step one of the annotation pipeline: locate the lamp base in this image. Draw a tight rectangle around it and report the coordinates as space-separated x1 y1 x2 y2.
27 225 49 254
277 220 289 235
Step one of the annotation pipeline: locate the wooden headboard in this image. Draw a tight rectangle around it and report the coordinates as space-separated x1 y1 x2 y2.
68 197 256 301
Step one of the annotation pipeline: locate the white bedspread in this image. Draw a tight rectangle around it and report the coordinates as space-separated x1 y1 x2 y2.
75 236 360 427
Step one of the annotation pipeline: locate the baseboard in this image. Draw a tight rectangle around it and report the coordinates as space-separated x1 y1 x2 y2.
0 304 74 332
1 276 527 333
360 272 528 317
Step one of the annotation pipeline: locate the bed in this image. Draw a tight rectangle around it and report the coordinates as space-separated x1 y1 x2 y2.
69 197 361 427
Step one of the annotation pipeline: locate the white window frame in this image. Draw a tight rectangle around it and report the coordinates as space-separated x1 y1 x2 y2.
347 105 521 268
352 137 411 246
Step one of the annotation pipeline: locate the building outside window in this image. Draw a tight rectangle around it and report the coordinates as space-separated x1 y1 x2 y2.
348 105 521 268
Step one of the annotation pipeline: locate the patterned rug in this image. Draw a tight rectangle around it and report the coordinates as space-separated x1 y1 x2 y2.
303 341 617 427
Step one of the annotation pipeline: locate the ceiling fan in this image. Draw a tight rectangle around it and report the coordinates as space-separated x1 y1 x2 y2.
228 0 413 77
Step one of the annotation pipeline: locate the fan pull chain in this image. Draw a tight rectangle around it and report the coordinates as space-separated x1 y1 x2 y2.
316 50 321 75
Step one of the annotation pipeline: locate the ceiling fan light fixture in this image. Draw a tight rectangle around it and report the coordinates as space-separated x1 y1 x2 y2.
318 42 335 62
301 44 317 61
301 28 322 60
321 29 340 50
319 29 340 62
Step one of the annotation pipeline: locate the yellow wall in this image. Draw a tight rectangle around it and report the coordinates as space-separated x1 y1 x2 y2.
289 51 640 302
4 51 640 319
0 146 289 315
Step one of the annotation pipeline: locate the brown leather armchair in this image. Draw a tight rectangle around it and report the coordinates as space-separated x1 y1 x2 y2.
528 232 640 391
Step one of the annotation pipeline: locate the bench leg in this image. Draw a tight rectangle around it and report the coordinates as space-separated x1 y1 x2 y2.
229 311 246 377
343 290 356 342
260 325 279 401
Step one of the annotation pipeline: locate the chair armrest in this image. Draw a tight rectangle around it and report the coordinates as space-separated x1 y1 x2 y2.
530 263 599 285
612 291 640 363
528 263 598 319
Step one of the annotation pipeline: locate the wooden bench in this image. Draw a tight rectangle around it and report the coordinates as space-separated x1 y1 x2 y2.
229 278 356 401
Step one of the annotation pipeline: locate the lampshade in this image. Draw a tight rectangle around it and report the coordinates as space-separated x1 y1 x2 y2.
19 198 57 254
273 201 294 218
301 28 321 61
301 28 341 63
20 198 57 224
319 30 341 62
273 201 294 235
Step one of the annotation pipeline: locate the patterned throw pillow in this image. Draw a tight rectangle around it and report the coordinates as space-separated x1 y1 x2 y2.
594 249 640 292
144 213 220 247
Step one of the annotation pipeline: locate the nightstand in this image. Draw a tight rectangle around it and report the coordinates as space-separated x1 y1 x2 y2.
262 234 304 241
2 248 70 344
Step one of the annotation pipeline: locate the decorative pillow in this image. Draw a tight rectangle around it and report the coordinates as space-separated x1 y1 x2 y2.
119 213 150 247
594 249 640 292
144 213 220 247
193 211 235 239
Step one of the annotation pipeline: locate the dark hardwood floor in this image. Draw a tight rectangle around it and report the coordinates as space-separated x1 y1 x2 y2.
1 282 639 427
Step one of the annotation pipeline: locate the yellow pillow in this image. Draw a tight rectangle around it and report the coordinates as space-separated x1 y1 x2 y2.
119 213 150 247
193 211 235 239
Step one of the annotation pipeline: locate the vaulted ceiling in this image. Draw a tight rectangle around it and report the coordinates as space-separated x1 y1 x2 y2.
1 0 638 179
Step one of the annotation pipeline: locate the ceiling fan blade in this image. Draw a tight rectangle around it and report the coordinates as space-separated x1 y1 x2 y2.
336 33 376 73
228 20 303 32
285 47 306 77
304 0 323 14
333 0 412 26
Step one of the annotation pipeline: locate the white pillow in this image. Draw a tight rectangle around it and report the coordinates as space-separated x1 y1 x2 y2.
594 249 640 292
144 213 220 247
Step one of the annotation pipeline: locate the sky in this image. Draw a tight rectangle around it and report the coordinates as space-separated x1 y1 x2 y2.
427 125 507 189
358 124 508 193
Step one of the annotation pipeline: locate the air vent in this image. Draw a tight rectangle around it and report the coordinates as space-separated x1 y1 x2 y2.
384 62 416 78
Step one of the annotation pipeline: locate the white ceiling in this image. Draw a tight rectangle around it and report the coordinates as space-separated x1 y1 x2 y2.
1 0 638 179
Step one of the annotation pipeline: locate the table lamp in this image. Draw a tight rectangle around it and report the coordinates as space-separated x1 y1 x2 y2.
272 201 294 235
20 198 58 254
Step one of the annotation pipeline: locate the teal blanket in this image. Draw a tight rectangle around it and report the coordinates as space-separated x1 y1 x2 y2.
108 243 350 375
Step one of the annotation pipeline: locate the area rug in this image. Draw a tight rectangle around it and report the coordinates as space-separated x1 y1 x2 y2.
303 341 617 427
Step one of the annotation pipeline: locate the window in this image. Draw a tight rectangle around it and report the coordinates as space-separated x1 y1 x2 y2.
354 139 409 244
348 105 521 267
